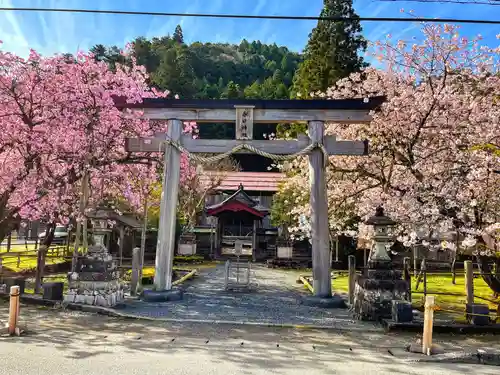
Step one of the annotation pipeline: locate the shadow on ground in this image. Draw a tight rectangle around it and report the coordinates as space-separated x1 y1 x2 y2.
115 265 375 330
1 303 500 374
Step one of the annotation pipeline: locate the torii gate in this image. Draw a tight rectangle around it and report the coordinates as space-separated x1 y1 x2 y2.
123 97 383 301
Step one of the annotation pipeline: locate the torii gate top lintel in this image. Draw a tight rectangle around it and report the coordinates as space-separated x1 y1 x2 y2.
117 96 385 124
117 96 385 110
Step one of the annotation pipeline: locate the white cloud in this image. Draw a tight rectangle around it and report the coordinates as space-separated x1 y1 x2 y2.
252 0 267 15
359 2 390 18
0 0 30 56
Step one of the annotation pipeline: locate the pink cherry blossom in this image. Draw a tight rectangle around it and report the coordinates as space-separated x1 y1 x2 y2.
277 23 499 252
0 47 195 238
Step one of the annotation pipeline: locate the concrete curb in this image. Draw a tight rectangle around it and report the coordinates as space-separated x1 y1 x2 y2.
61 302 384 332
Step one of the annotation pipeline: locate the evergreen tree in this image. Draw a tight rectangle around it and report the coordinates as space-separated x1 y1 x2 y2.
274 83 289 99
221 81 243 99
90 44 107 62
238 39 250 52
151 45 197 98
292 0 367 98
91 24 302 100
173 25 184 44
243 81 262 99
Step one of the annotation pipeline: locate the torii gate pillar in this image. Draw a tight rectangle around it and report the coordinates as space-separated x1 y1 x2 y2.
154 119 182 292
308 121 332 299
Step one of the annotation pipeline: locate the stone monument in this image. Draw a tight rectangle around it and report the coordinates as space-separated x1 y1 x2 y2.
352 207 410 321
63 221 124 307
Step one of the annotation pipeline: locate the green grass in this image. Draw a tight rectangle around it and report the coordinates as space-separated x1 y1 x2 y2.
0 243 43 252
0 244 73 273
329 273 500 312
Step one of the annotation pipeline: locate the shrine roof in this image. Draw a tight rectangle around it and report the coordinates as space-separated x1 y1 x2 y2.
206 184 270 218
116 96 385 111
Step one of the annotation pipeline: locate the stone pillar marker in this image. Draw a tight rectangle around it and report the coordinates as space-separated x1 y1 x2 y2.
352 207 410 321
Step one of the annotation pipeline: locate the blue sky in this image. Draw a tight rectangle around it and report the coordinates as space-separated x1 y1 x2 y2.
0 0 499 57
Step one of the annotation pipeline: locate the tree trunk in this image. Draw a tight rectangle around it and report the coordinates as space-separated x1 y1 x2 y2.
71 221 82 272
474 236 500 295
6 232 12 252
71 172 89 272
82 173 90 251
0 216 19 245
452 230 459 285
415 258 426 290
34 222 56 294
451 256 457 285
475 254 500 294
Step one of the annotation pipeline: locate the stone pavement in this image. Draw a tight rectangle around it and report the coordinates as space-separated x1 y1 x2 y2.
114 264 377 330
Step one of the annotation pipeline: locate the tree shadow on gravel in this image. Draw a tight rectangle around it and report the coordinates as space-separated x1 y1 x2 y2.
1 304 499 375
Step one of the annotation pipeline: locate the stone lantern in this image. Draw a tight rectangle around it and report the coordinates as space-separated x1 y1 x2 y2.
352 207 410 321
365 206 397 264
90 219 112 249
65 217 123 308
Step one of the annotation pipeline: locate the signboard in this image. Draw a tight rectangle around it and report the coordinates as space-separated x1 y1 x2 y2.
234 240 243 256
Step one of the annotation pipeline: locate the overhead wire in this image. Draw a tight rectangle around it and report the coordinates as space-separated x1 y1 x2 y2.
378 0 500 5
0 6 500 25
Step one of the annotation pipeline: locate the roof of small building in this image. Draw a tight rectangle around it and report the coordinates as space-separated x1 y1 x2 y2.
199 171 284 192
206 184 270 218
87 208 142 229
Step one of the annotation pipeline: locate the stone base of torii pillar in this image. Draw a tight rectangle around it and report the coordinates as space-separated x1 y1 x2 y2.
302 295 346 308
142 288 183 302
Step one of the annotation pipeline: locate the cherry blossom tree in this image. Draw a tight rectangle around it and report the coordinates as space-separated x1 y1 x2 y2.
177 157 240 233
276 23 500 290
0 42 196 285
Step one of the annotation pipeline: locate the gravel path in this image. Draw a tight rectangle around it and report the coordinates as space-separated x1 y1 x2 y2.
116 264 378 330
